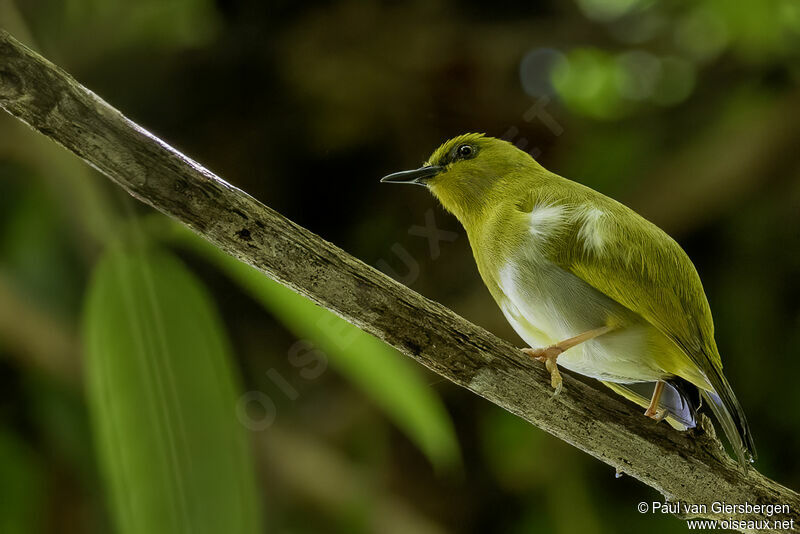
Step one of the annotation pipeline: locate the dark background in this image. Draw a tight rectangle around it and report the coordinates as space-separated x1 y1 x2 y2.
1 0 799 532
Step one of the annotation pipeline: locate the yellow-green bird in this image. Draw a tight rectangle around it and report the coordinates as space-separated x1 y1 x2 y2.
381 133 756 466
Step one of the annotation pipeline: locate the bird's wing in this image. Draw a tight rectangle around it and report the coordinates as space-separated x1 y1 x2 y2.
531 182 756 463
542 188 721 374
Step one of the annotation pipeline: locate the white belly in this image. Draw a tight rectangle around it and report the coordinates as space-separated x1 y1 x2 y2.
496 256 667 383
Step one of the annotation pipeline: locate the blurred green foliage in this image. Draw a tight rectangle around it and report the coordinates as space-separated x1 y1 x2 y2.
0 428 45 534
1 0 799 533
84 243 261 534
170 224 461 473
19 0 218 66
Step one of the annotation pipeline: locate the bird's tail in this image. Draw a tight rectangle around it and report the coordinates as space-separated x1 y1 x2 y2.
604 366 755 467
700 365 757 468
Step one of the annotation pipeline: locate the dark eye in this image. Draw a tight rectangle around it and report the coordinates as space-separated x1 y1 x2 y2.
457 145 473 158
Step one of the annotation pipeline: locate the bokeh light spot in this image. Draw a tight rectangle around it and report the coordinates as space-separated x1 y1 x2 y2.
552 48 629 120
675 7 729 62
575 0 651 22
616 50 662 100
519 48 568 98
651 56 695 106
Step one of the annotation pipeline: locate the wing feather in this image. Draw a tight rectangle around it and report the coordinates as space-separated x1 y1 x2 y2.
525 181 755 464
532 184 720 373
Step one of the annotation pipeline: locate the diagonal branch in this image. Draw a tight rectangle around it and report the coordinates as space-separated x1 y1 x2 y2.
1 30 797 531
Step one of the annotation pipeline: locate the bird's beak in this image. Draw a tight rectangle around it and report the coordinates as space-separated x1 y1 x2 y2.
380 165 442 187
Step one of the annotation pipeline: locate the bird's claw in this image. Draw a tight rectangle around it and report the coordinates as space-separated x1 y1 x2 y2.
645 407 668 422
522 346 564 397
547 359 563 397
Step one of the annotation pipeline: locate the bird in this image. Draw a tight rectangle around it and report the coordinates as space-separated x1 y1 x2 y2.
381 133 756 467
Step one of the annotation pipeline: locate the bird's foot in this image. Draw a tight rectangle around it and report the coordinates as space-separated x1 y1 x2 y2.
644 380 668 422
522 346 564 396
644 406 668 422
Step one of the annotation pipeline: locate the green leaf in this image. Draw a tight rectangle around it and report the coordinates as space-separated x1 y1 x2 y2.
83 243 261 534
171 225 461 473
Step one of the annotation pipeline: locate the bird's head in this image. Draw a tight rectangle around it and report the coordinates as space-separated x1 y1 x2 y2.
381 133 539 224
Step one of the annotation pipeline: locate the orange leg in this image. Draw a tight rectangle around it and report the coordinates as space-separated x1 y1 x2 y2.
644 380 668 421
522 326 613 396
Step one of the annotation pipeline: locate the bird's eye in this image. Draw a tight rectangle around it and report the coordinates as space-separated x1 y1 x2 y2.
457 145 473 158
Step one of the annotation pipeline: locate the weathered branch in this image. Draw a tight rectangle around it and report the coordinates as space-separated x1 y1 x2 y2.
1 31 797 531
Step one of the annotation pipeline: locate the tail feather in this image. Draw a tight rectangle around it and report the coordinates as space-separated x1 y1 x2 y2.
604 371 756 469
700 367 757 467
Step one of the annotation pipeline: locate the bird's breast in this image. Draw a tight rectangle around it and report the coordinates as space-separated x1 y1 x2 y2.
489 242 666 383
